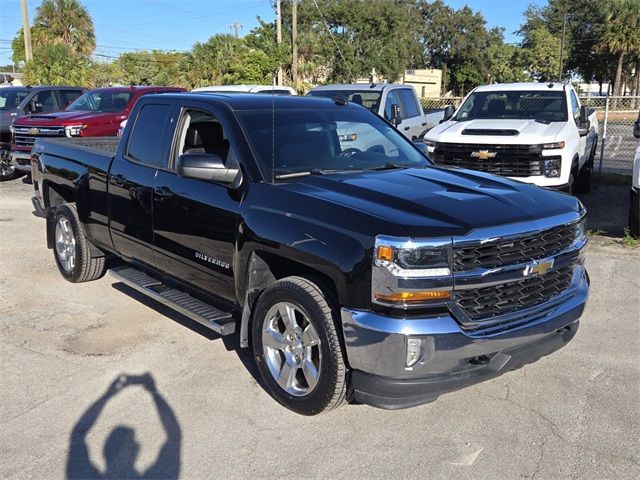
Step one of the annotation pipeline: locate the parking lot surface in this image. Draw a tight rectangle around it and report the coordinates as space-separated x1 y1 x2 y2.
1 178 639 479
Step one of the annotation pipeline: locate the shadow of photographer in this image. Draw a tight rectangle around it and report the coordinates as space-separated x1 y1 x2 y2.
66 373 181 480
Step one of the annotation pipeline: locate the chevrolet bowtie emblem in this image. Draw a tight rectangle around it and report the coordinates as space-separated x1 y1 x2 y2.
470 150 497 160
28 127 39 135
524 258 555 277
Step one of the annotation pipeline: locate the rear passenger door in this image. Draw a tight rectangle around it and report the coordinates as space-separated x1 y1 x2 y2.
152 102 241 301
108 100 176 268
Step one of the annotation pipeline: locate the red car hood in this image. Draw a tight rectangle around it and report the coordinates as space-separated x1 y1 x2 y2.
13 110 127 126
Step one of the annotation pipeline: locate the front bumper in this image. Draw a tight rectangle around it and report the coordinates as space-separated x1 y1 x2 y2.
11 151 32 171
341 266 589 409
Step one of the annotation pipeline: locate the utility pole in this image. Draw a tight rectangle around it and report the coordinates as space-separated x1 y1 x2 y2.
292 0 298 87
228 22 244 38
20 0 33 62
276 0 283 86
558 12 567 82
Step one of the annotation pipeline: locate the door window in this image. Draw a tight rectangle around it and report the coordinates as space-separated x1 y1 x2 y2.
383 91 403 121
398 89 421 118
570 90 580 125
31 91 56 113
59 90 83 108
172 109 233 168
127 103 173 167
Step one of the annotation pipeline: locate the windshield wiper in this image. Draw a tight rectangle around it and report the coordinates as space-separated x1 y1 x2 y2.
275 168 336 180
368 162 410 171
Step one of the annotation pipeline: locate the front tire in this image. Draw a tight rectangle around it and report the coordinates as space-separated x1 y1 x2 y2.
53 204 106 283
0 156 21 182
252 276 349 415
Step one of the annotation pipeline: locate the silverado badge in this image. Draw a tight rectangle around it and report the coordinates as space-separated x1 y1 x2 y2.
524 258 555 277
470 150 497 160
28 127 39 135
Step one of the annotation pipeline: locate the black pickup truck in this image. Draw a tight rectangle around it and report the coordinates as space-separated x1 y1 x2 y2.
31 93 589 414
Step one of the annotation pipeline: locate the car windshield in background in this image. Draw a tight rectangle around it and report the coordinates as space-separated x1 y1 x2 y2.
237 107 426 181
0 89 28 110
454 90 568 122
66 91 133 112
307 90 382 111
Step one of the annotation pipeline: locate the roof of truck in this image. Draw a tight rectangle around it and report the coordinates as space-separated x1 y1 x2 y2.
159 92 363 110
309 83 408 92
473 82 567 92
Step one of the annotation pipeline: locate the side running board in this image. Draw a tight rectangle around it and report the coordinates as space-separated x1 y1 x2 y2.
109 266 235 335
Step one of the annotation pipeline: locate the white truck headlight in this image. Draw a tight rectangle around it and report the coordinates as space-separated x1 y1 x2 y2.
424 139 437 153
372 236 453 307
544 158 561 177
65 125 86 137
542 141 565 149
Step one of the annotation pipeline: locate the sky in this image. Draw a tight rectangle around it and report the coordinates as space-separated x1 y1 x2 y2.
0 0 546 66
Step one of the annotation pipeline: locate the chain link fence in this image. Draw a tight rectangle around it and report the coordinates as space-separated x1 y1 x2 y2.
420 95 640 175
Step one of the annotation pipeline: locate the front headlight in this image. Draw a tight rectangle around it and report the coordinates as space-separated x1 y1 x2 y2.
424 139 437 153
575 217 587 243
542 141 565 150
65 125 86 137
372 236 453 307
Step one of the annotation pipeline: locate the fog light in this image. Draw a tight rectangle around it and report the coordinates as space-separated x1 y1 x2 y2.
406 337 426 367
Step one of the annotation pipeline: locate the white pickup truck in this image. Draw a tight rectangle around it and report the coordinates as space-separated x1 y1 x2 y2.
423 83 598 194
307 83 444 140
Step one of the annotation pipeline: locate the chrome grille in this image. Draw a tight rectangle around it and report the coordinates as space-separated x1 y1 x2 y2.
455 265 575 321
453 223 577 272
432 142 546 177
12 126 65 149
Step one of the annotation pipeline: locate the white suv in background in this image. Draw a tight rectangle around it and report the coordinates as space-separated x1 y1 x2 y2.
630 112 640 237
424 83 598 194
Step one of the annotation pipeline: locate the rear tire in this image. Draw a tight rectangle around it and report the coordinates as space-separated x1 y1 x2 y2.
252 276 349 415
53 203 106 283
574 162 592 194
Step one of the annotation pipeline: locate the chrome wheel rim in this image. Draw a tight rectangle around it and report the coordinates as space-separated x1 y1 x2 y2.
262 302 322 397
0 157 15 177
55 217 76 272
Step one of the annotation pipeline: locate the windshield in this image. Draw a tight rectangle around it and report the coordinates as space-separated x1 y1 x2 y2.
0 88 29 111
237 107 426 181
307 90 382 111
66 91 133 112
454 90 568 122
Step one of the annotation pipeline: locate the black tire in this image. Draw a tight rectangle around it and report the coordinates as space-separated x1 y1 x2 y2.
629 189 640 238
574 161 592 194
252 276 349 415
53 203 106 283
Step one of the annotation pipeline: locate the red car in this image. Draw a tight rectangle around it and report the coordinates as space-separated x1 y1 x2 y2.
10 85 185 172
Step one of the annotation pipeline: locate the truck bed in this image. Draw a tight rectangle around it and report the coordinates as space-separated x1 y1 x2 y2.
44 136 119 155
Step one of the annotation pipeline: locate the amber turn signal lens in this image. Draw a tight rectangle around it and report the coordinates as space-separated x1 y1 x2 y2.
374 290 451 303
377 245 394 261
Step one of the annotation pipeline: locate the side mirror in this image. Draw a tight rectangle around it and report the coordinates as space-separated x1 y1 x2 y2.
176 153 239 186
390 104 402 127
30 101 43 113
441 105 455 123
412 139 429 154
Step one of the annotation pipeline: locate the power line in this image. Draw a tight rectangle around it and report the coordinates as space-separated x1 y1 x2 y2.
311 0 354 81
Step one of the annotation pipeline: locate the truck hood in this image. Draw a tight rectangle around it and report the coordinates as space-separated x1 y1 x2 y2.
282 166 580 238
13 110 127 126
426 119 567 145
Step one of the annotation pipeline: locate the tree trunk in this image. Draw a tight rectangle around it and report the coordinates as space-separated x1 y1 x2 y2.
635 58 640 109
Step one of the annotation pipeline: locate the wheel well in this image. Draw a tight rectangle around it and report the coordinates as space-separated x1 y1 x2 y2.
239 250 340 348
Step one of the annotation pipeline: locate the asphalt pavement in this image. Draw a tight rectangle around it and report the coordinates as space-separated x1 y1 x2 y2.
1 178 639 479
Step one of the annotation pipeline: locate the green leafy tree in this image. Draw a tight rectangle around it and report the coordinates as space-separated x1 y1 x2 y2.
12 0 95 63
119 51 185 86
91 60 125 87
521 26 562 82
23 43 91 85
180 34 246 88
596 0 640 97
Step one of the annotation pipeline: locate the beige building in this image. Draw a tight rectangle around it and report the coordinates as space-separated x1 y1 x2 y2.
402 69 442 98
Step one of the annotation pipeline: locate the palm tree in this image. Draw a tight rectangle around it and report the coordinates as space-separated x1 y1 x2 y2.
32 0 96 57
597 0 640 98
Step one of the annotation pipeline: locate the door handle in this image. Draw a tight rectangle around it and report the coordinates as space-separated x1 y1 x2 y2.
154 186 174 200
421 122 427 126
404 126 410 131
111 174 126 187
